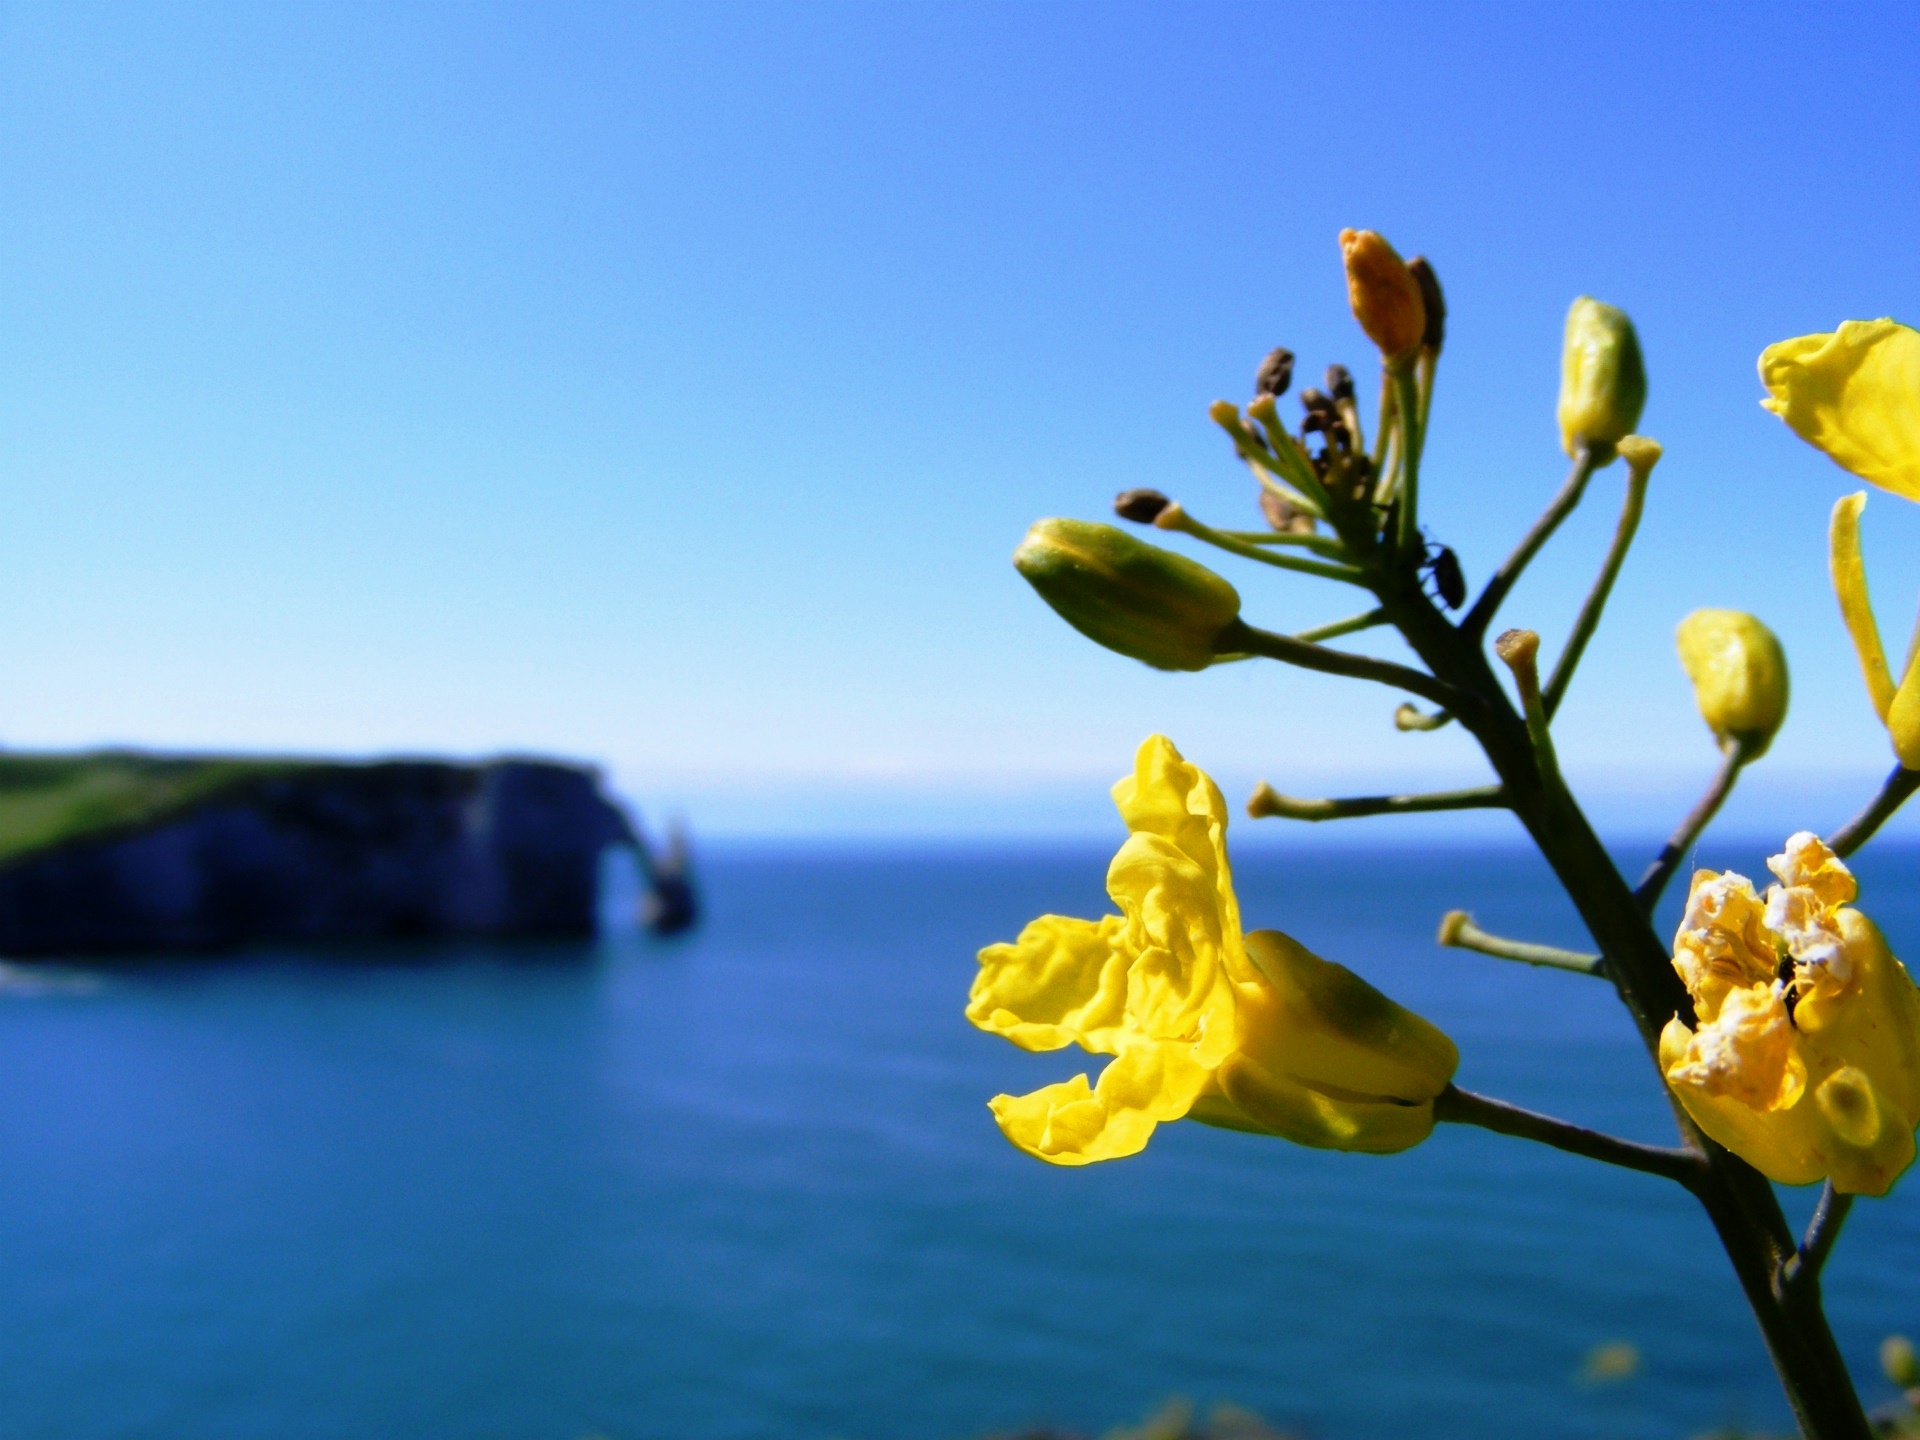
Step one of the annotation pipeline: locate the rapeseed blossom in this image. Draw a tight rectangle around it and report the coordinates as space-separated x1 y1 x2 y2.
969 736 1456 1165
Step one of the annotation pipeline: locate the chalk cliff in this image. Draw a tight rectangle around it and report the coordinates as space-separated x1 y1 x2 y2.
0 756 652 955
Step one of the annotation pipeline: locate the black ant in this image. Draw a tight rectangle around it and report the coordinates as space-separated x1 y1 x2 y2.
1421 538 1466 610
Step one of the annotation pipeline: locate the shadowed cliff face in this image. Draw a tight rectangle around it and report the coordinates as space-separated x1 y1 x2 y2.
0 760 639 955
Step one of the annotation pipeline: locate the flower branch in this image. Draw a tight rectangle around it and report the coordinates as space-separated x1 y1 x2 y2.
1437 910 1605 977
1434 1084 1706 1188
1247 783 1505 823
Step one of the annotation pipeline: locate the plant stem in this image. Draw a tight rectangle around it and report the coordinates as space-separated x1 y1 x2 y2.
1247 783 1504 822
1543 458 1651 718
1437 911 1604 976
1462 446 1602 639
1392 363 1423 556
1220 619 1462 710
1367 584 1874 1439
1634 740 1751 912
1780 1182 1854 1300
1828 764 1920 857
1293 608 1388 643
1433 1084 1705 1186
1161 508 1366 584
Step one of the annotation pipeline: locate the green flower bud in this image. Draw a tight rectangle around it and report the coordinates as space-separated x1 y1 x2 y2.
1014 517 1240 672
1558 297 1647 459
1676 609 1789 757
1882 1335 1920 1389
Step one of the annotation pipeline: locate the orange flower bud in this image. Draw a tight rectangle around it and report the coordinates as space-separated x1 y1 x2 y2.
1339 229 1426 359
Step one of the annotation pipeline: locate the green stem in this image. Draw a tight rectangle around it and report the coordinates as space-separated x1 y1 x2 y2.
1163 509 1367 584
1222 618 1461 710
1437 911 1604 976
1247 782 1504 822
1462 446 1601 639
1634 740 1752 912
1543 458 1651 718
1292 608 1387 644
1392 363 1423 557
1828 764 1920 858
1220 530 1351 560
1375 583 1872 1439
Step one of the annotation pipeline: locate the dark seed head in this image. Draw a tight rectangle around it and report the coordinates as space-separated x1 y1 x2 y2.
1299 387 1334 415
1325 364 1355 403
1113 488 1173 525
1255 347 1295 399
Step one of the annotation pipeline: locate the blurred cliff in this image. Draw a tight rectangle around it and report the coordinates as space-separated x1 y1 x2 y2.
0 751 694 955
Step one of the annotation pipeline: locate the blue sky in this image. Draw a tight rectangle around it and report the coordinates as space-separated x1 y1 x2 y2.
2 3 1919 839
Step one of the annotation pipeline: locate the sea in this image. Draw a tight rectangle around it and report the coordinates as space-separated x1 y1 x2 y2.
4 839 1920 1440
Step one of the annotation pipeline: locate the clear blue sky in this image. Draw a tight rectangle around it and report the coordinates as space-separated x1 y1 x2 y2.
3 3 1919 838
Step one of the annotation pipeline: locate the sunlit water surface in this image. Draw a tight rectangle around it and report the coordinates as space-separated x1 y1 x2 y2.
4 841 1920 1439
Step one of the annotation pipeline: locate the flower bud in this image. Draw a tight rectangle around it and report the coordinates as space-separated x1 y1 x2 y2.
1339 229 1426 359
1558 297 1647 458
1675 609 1789 757
1014 518 1241 672
1113 488 1171 525
1883 1335 1920 1390
1408 256 1446 353
1255 347 1294 399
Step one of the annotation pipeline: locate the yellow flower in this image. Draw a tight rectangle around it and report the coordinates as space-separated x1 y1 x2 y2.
1760 319 1920 500
1761 321 1920 764
968 735 1458 1165
1338 229 1426 360
1660 833 1920 1195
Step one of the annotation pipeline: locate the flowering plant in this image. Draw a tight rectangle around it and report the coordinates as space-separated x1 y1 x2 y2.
972 229 1920 1438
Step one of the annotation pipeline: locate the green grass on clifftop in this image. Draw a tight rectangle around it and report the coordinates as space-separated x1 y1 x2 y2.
0 752 310 864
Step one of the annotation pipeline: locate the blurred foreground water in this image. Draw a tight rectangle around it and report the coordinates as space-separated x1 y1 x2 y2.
3 840 1920 1440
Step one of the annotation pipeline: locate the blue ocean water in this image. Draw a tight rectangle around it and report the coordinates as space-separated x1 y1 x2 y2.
3 841 1920 1440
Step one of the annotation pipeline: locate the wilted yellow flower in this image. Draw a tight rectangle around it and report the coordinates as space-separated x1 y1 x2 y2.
1660 833 1920 1195
1339 229 1426 360
1760 319 1920 501
1674 609 1789 757
969 736 1458 1165
1014 518 1241 672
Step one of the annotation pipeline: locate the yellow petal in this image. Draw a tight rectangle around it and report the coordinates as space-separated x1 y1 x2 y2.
969 914 1129 1054
1661 1017 1826 1186
1830 492 1897 721
1237 929 1458 1103
1814 1065 1916 1196
1761 320 1920 500
1665 981 1806 1112
1889 664 1920 768
1106 736 1245 1065
1209 1051 1436 1154
987 1041 1211 1166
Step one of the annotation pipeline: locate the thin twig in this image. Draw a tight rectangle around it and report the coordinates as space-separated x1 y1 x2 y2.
1220 620 1464 710
1779 1183 1855 1300
1462 446 1602 639
1220 529 1351 560
1437 910 1605 976
1543 458 1652 718
1827 765 1920 858
1433 1084 1706 1188
1634 741 1752 912
1248 783 1505 823
1293 608 1388 644
1159 507 1366 584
